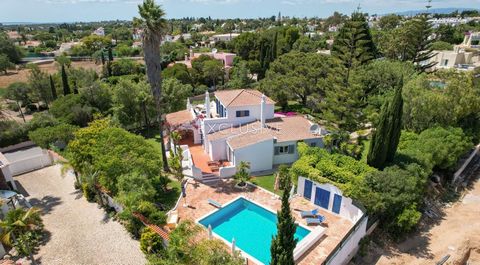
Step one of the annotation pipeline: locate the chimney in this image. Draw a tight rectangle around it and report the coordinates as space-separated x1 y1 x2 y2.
205 91 210 118
260 94 266 128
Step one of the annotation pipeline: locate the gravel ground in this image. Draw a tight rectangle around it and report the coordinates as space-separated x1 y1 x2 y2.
15 165 146 265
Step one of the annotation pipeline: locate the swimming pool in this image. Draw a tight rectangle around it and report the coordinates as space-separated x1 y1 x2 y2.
198 197 311 264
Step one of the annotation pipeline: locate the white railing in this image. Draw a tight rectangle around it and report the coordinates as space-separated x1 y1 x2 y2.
9 150 53 176
218 165 236 178
293 226 326 261
180 145 203 180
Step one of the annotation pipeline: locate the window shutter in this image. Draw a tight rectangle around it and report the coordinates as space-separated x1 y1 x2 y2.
289 145 295 154
245 110 250 116
236 111 241 117
274 146 280 155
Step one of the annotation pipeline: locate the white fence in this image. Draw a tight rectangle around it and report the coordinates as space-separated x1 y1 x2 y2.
6 149 53 176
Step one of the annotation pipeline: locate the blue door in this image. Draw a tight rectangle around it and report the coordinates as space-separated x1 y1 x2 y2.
332 194 342 214
304 179 312 200
314 187 330 209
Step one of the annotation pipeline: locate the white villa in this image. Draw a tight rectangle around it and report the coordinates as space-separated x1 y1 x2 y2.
166 89 327 181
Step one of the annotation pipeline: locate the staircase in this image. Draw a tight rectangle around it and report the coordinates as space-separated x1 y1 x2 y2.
201 173 221 184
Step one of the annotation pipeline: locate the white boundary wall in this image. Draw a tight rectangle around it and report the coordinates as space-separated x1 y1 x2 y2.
297 176 368 265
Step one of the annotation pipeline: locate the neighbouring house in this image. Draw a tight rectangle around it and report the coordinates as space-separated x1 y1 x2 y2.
210 33 240 43
170 49 236 69
425 32 480 71
93 27 105 37
165 89 327 181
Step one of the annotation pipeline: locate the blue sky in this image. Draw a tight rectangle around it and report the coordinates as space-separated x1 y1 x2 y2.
1 0 479 23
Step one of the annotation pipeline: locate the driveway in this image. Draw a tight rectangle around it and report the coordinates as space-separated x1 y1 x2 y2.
15 165 146 265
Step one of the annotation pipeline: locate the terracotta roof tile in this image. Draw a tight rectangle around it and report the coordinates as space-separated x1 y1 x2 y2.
210 116 323 149
215 89 275 107
166 110 194 127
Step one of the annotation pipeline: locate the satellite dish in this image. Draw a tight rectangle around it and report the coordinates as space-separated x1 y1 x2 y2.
212 48 218 54
310 124 320 134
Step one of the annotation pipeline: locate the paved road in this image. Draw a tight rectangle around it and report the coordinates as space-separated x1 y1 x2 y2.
15 165 146 265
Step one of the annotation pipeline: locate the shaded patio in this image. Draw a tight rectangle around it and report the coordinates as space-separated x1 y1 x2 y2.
176 179 354 264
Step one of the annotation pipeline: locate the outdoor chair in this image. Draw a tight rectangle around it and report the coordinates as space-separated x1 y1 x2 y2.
306 215 326 225
208 198 222 208
300 208 319 218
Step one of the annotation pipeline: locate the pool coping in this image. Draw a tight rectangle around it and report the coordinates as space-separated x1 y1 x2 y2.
195 195 316 265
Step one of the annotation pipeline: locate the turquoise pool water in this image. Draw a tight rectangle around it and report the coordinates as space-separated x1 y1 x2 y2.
198 197 311 264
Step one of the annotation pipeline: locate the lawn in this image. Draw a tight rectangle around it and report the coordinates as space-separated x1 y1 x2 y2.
158 179 181 210
251 174 283 195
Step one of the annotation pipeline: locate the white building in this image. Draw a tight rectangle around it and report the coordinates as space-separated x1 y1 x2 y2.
93 27 105 37
296 176 368 265
165 89 327 180
425 32 480 71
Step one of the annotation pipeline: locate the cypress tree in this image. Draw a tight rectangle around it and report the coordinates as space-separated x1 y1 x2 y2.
270 177 296 265
367 81 404 169
61 64 71 95
271 31 278 61
100 52 105 65
49 75 57 100
386 82 403 162
108 47 114 62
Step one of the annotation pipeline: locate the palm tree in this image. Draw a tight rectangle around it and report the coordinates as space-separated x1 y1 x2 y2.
0 208 43 265
170 131 181 154
134 0 170 172
234 161 251 187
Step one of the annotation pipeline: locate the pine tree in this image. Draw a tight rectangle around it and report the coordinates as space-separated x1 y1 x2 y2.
49 75 57 100
270 177 296 265
410 15 436 72
61 64 70 96
332 11 376 86
367 81 404 169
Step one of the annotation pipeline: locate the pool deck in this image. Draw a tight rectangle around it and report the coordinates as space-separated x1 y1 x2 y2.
176 179 354 265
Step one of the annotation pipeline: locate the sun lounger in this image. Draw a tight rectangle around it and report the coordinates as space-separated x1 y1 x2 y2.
306 215 326 225
208 199 222 208
300 208 319 218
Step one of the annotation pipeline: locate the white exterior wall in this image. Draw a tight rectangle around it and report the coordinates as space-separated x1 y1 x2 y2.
7 152 52 176
209 139 228 161
297 177 365 223
273 141 299 165
273 139 323 165
326 216 368 265
232 139 274 172
297 176 368 265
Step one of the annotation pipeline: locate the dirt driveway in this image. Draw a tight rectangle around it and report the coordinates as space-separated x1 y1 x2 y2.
15 165 146 265
356 175 480 265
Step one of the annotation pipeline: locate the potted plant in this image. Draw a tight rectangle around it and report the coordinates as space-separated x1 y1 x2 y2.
234 161 251 189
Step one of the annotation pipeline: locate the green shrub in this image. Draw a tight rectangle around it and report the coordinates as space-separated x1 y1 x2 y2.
140 227 164 254
394 204 422 235
81 183 96 202
148 211 167 227
28 123 79 149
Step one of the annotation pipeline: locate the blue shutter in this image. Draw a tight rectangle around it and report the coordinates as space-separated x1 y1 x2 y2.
274 146 280 155
314 187 330 209
304 179 312 200
333 194 342 214
245 110 250 117
236 111 241 117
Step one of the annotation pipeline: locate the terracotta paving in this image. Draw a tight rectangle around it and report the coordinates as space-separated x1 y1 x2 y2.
189 144 214 174
176 179 354 265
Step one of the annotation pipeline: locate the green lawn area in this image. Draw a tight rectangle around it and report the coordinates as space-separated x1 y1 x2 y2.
251 174 283 196
158 179 181 210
